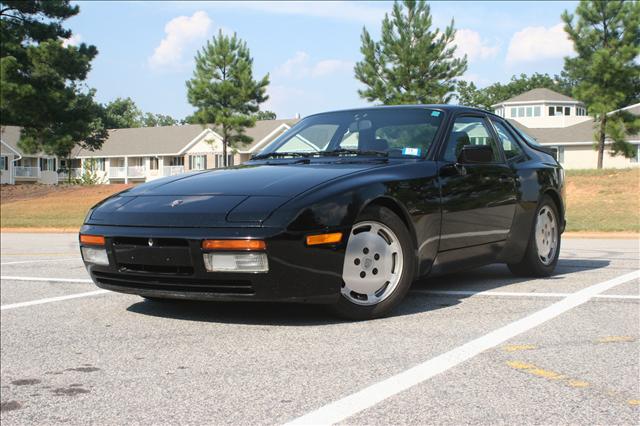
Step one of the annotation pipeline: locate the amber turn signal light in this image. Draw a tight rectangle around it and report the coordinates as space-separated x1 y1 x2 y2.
202 239 266 251
79 234 105 246
306 232 343 246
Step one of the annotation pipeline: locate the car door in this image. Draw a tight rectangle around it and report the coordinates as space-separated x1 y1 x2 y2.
437 114 518 251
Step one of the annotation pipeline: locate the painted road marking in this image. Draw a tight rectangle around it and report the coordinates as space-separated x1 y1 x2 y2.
285 270 640 425
412 289 640 300
596 336 636 343
1 276 92 283
1 258 79 266
1 290 109 311
503 344 537 352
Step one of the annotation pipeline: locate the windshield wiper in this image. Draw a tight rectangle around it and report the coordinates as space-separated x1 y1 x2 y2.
251 152 313 160
321 148 389 157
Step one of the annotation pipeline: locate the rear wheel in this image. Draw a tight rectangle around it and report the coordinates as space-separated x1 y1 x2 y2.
508 195 561 277
331 206 415 320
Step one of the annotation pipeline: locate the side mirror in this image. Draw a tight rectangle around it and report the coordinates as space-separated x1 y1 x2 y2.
458 145 494 163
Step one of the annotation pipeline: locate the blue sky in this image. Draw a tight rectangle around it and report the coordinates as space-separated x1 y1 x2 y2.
65 1 578 120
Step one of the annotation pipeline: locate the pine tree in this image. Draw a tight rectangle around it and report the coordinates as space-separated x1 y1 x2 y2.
354 0 467 105
0 1 107 158
562 0 640 168
186 31 269 167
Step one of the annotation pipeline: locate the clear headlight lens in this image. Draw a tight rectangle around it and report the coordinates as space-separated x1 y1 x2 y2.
203 252 268 273
81 247 109 265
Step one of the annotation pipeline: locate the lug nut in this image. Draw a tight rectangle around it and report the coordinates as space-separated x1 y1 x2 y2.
360 271 366 278
354 258 360 265
363 247 369 254
374 253 380 260
372 268 378 275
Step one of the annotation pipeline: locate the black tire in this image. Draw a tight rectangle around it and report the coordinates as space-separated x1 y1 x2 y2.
508 195 561 277
330 205 415 320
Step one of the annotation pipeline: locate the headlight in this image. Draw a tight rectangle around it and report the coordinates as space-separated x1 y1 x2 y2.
81 247 109 265
203 252 268 273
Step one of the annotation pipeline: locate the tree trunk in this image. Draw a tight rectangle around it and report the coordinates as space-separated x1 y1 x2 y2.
597 115 606 169
223 137 228 167
67 156 72 184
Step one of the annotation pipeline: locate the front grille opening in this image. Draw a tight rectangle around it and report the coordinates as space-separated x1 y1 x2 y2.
113 237 189 247
118 264 194 275
93 271 255 295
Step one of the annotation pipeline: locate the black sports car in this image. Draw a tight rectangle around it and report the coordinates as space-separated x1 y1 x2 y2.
80 105 565 319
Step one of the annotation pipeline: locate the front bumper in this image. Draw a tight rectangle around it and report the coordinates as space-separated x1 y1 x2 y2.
80 224 346 304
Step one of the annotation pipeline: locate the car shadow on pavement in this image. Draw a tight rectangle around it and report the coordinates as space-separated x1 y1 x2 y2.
126 257 610 325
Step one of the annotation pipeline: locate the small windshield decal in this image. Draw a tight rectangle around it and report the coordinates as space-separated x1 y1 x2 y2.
431 111 441 117
402 147 421 156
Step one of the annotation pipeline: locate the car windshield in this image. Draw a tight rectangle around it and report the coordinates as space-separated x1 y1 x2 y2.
255 108 444 159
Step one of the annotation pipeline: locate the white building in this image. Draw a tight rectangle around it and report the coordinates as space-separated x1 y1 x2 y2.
492 88 639 169
1 119 297 185
1 126 60 185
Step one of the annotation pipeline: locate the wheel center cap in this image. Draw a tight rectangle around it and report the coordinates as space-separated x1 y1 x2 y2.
363 258 373 269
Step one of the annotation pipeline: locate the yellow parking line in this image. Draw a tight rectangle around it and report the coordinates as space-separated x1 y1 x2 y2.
506 360 587 387
503 344 537 352
629 400 640 406
596 336 636 344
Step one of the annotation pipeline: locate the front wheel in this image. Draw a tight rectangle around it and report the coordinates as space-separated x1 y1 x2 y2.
330 206 415 320
508 195 561 277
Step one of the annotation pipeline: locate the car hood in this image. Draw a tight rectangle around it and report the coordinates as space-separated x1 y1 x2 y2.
87 162 385 228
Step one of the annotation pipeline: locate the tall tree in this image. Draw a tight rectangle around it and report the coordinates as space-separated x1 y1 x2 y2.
101 97 143 128
457 73 576 110
255 110 277 121
562 0 640 168
0 0 107 159
354 0 467 104
142 113 178 127
186 30 269 166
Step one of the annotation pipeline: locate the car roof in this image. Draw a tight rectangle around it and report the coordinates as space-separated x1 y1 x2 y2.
304 104 500 120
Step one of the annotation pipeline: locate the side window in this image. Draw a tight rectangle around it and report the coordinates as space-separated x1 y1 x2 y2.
491 119 524 160
443 116 500 162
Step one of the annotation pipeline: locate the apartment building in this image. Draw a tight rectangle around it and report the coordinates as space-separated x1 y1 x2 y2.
493 88 639 169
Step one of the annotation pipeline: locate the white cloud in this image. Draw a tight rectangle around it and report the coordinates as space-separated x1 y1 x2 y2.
311 59 354 77
274 51 353 79
62 33 82 47
149 11 212 70
454 29 499 61
506 23 573 64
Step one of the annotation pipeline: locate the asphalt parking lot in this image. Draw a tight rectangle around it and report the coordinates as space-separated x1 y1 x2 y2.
1 233 638 425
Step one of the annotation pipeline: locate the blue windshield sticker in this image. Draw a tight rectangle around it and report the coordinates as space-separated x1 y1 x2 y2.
431 111 441 117
402 147 421 156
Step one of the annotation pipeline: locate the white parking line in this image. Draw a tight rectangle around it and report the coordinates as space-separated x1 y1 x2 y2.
1 258 80 266
1 290 109 311
1 276 92 283
286 270 640 425
412 289 640 300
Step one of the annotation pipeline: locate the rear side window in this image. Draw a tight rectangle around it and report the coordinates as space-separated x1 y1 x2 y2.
491 119 524 160
443 116 501 162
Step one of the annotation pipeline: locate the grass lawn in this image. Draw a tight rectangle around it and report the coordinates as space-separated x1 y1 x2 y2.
1 169 638 232
564 168 639 232
0 184 130 229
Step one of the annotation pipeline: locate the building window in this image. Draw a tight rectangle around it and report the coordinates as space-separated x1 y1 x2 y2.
215 154 234 168
189 155 207 170
169 156 184 166
149 157 159 170
510 108 516 118
0 156 7 171
40 158 56 171
94 158 105 171
526 107 533 117
564 107 570 116
552 146 565 163
556 106 563 115
534 106 541 117
549 106 555 116
517 107 524 117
